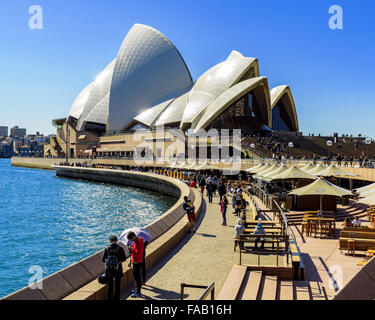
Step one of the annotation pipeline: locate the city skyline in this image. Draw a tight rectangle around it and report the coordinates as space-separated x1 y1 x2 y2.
0 0 374 137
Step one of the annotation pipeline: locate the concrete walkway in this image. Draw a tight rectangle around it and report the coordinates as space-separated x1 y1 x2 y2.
291 223 366 299
122 192 239 300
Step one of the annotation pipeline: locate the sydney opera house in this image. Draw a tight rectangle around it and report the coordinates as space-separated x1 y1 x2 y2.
45 24 299 158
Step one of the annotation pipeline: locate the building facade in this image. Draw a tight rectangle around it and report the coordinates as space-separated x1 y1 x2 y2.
45 24 300 159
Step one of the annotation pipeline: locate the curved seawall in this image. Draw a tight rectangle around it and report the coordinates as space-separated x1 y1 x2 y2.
3 166 202 300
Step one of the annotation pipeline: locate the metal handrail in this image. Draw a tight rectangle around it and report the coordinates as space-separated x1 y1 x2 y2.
180 282 215 300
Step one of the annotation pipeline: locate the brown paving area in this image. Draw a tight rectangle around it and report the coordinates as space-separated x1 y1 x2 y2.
253 196 368 299
122 192 240 300
292 224 366 299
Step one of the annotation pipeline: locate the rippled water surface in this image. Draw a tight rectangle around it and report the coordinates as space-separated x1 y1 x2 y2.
0 159 176 298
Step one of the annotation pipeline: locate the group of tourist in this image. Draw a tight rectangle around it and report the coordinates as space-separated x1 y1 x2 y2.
101 232 148 300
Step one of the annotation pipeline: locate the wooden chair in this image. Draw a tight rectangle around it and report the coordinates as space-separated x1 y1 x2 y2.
301 222 309 236
320 220 330 238
347 239 355 256
310 220 319 238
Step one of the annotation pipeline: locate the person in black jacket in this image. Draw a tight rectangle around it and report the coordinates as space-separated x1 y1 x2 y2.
218 181 227 202
206 181 213 203
102 235 126 300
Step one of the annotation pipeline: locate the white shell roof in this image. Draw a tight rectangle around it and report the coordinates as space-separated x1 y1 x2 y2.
180 50 259 129
83 92 110 126
68 82 95 120
108 24 193 132
193 77 271 133
76 58 117 130
270 85 299 131
133 98 174 127
154 91 190 127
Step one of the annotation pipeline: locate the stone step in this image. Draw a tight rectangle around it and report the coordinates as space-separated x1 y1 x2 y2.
293 281 311 300
216 265 247 300
257 275 278 300
277 280 294 300
239 270 262 300
309 281 327 300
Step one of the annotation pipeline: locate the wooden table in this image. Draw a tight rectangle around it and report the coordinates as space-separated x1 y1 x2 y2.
305 217 336 238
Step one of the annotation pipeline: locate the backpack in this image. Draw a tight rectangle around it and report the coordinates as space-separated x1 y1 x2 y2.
105 246 119 278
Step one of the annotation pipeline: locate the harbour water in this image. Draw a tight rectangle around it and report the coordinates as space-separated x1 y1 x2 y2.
0 159 176 298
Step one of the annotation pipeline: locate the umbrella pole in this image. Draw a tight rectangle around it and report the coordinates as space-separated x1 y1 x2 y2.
320 195 323 214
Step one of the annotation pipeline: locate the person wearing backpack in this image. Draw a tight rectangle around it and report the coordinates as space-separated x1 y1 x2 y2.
127 231 145 298
102 235 126 300
183 196 196 233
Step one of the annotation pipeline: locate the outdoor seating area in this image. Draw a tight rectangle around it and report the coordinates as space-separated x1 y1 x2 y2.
301 214 336 238
339 229 375 255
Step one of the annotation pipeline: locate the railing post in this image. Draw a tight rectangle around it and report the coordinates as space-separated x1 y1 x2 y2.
180 283 185 300
211 287 215 300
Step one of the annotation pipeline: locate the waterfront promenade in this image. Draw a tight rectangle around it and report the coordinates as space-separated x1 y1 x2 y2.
123 192 242 300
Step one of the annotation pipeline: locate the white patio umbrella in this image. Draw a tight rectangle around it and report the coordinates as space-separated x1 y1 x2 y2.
317 164 357 178
289 177 352 213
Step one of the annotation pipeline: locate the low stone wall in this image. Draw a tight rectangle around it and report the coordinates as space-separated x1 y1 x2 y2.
11 158 76 170
3 167 202 300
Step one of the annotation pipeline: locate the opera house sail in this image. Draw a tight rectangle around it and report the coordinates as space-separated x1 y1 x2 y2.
48 23 299 158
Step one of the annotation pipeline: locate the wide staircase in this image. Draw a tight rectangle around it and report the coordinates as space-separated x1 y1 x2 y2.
216 265 327 300
286 201 368 226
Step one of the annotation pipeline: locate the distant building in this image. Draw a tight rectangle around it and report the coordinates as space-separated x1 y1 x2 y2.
0 142 14 158
10 126 26 138
0 126 8 137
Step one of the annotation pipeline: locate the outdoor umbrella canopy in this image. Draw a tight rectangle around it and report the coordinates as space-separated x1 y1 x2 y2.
306 164 326 175
300 163 315 172
246 163 265 173
185 162 199 170
250 163 272 175
289 177 352 197
177 161 187 169
358 194 375 206
357 188 375 198
196 162 212 170
254 164 279 179
119 228 151 246
262 165 289 182
317 165 357 178
355 183 375 194
289 177 352 213
169 161 179 169
271 166 316 182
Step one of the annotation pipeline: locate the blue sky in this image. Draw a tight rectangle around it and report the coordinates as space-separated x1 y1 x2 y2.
0 0 374 136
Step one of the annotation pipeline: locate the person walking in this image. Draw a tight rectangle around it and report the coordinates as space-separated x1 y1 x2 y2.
235 188 243 216
206 181 213 203
220 195 228 226
232 188 237 214
127 232 145 298
218 181 227 202
199 178 206 194
183 196 196 233
102 235 126 300
140 241 148 286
